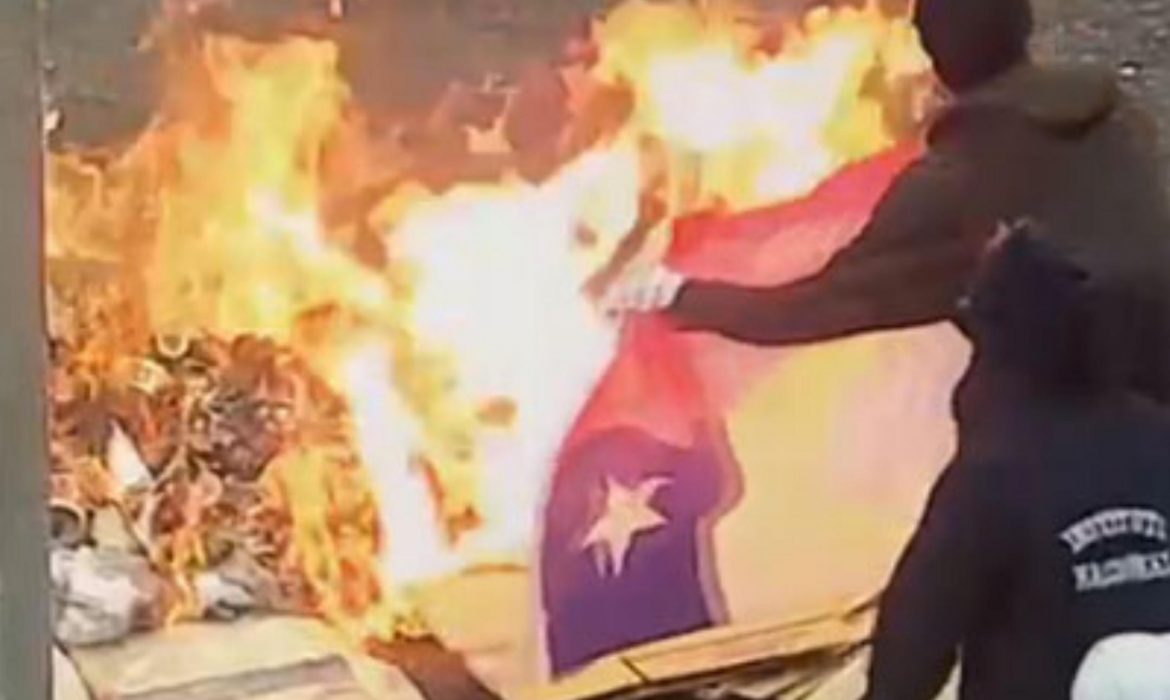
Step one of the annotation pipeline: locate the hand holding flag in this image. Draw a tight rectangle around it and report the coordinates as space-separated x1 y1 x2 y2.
599 265 685 317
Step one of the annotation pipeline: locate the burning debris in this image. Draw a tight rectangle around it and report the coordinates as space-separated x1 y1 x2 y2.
46 329 389 642
43 0 934 663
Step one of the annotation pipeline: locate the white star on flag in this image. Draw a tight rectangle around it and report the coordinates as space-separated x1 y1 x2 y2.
582 476 670 576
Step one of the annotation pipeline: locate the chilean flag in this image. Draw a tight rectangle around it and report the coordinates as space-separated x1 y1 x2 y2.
539 142 971 675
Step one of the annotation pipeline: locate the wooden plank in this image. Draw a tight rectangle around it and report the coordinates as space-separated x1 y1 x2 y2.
119 657 361 700
67 617 424 700
621 607 875 683
517 657 642 700
802 648 959 700
526 607 876 700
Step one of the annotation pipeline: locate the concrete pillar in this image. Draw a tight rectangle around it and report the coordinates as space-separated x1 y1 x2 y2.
0 0 52 695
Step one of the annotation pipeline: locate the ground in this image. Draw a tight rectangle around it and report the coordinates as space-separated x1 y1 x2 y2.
1034 0 1170 175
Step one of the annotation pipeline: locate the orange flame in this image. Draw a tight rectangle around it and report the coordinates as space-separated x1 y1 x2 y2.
46 0 932 640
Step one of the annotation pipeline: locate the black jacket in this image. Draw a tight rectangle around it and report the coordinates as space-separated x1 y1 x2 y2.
866 375 1170 700
669 62 1170 402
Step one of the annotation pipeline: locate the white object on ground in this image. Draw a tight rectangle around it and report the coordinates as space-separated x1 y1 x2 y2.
1073 633 1170 700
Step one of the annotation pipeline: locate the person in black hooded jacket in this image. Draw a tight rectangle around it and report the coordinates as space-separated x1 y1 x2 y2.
606 0 1170 404
865 228 1170 700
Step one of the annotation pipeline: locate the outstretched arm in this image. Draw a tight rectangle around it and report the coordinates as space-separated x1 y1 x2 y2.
667 151 983 345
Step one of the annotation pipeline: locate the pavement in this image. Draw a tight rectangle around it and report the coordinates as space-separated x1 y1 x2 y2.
1033 0 1170 175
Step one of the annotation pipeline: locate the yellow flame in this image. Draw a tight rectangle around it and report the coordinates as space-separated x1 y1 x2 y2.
338 338 457 585
596 0 931 207
45 0 932 639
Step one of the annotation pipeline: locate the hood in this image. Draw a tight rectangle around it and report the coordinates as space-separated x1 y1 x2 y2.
952 62 1120 136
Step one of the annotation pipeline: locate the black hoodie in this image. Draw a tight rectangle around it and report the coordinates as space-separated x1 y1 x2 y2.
866 391 1170 700
865 233 1170 700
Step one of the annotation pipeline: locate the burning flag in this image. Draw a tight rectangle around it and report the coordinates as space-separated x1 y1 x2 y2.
540 143 972 674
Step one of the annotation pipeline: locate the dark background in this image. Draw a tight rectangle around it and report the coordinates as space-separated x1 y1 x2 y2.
1033 0 1170 186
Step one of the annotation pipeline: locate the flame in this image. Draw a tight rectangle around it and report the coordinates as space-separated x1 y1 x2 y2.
45 0 932 641
595 0 931 208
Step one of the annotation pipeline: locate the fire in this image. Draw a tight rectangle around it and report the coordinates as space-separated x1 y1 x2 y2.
44 0 932 642
595 0 932 208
